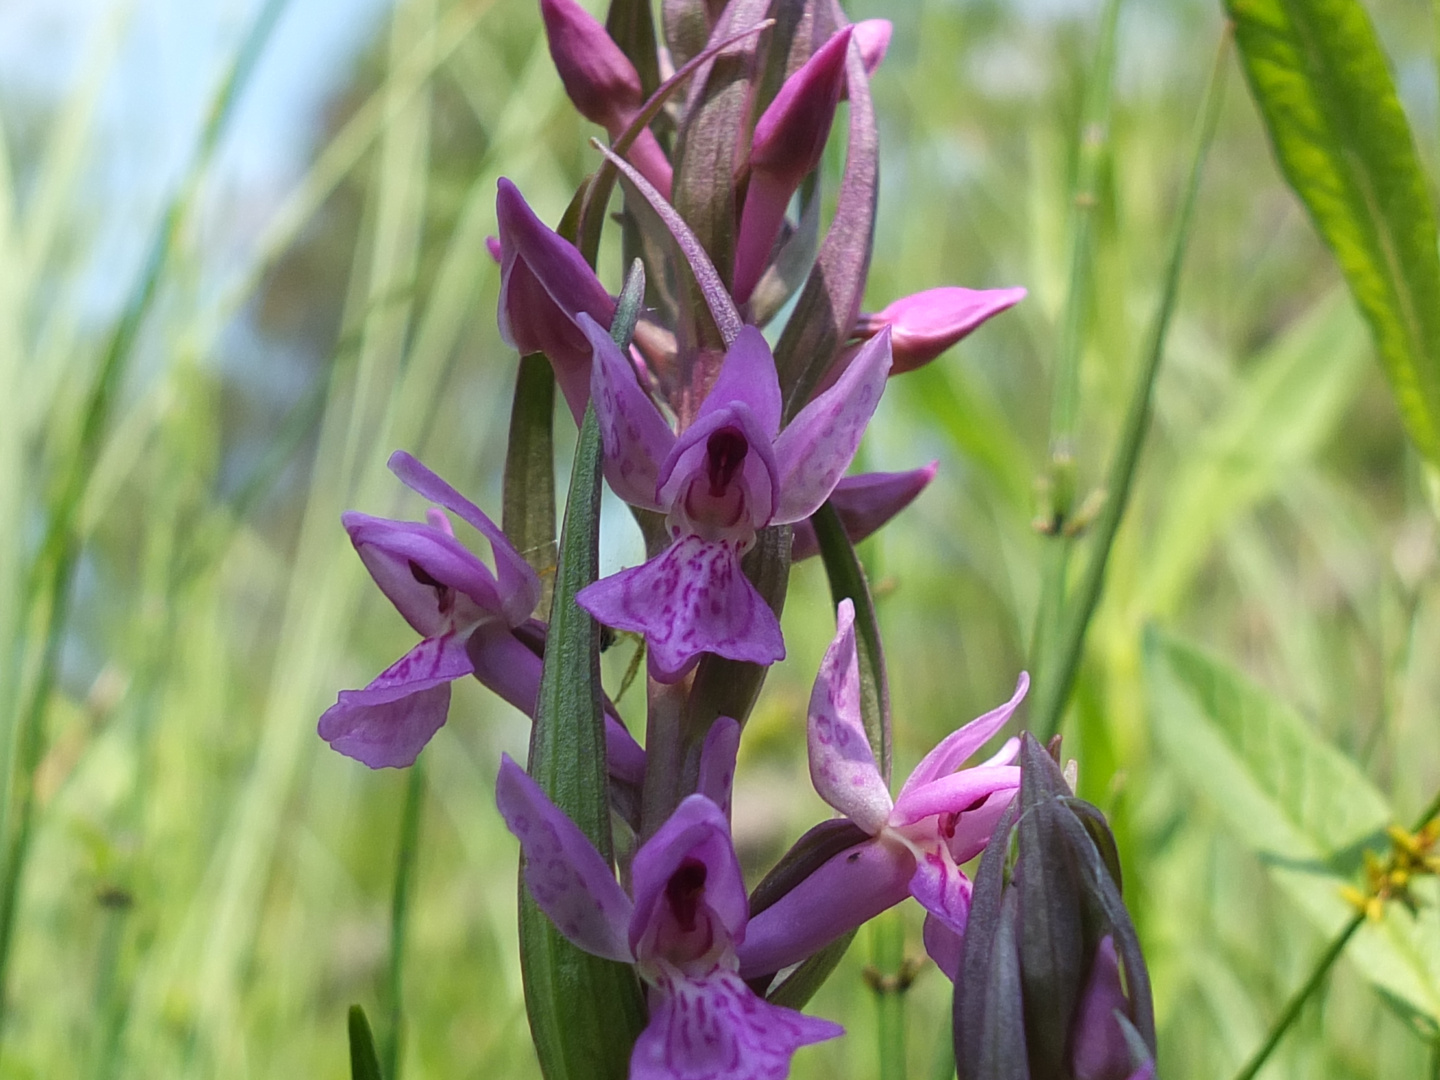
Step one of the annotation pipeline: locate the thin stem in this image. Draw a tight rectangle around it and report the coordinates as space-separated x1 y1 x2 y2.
383 761 426 1080
1030 27 1231 738
1230 912 1363 1080
869 911 909 1080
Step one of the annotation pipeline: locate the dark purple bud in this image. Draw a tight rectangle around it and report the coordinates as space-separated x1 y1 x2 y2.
540 0 643 132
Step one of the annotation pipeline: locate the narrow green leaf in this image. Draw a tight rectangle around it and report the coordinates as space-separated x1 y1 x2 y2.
606 0 661 97
1228 0 1440 463
811 500 890 781
502 355 557 618
347 1005 383 1080
519 266 649 1080
1144 628 1440 1026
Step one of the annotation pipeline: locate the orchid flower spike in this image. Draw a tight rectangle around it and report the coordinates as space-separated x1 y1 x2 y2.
537 0 672 195
739 600 1027 981
575 317 892 681
318 451 643 780
497 736 841 1080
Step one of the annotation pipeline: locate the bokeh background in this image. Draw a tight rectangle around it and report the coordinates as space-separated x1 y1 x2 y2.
2 0 1439 1075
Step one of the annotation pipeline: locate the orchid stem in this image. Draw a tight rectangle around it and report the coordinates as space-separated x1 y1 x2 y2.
868 910 909 1080
383 760 425 1080
1031 25 1231 738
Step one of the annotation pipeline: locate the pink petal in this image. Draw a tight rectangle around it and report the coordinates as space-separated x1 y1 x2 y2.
318 632 474 768
789 463 938 561
770 328 892 524
694 326 782 439
697 716 741 819
655 404 779 531
581 312 675 510
344 511 503 635
807 599 892 833
632 968 842 1080
737 836 914 979
496 178 616 422
907 843 972 969
945 786 1019 866
629 795 748 961
495 754 634 963
922 913 965 982
388 451 541 626
869 285 1027 374
576 535 784 682
896 673 1028 803
853 19 892 77
889 765 1020 829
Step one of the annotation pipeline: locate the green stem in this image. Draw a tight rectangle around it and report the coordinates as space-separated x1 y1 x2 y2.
0 0 289 1046
1230 912 1364 1080
870 911 908 1080
383 761 425 1080
1030 27 1231 738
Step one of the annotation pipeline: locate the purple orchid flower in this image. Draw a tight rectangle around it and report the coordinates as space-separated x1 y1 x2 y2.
738 600 1026 981
319 451 644 780
574 315 892 682
496 726 841 1080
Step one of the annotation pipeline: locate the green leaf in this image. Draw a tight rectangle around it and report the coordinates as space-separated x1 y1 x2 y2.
502 354 557 618
347 1005 383 1080
1227 0 1440 464
1144 628 1440 1027
519 268 648 1080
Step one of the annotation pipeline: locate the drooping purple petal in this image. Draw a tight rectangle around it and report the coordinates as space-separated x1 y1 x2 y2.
388 451 541 626
737 836 914 979
629 794 748 961
889 765 1020 829
577 535 784 682
693 326 782 439
697 716 740 818
582 312 676 510
789 463 938 561
807 599 892 834
604 708 648 788
907 843 973 980
771 328 892 524
655 404 779 533
861 285 1027 375
1071 936 1145 1080
896 673 1028 804
318 631 474 768
496 754 635 963
496 178 616 422
632 967 842 1080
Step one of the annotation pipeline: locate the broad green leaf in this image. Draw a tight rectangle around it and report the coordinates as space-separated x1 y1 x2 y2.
1227 0 1440 464
1144 628 1440 1027
519 270 648 1080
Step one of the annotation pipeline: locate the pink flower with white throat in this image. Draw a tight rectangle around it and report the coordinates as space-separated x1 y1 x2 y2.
574 316 892 681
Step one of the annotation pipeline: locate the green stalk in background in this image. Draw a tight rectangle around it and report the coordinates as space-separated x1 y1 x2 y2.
0 0 290 1045
1029 28 1232 739
383 761 425 1080
867 910 910 1080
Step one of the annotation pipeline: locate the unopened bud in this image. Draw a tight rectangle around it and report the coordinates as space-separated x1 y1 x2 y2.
858 286 1027 374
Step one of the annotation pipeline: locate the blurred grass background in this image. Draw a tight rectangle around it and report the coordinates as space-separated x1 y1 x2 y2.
1 0 1438 1076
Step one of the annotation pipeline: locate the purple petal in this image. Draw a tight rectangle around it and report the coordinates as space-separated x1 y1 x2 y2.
581 312 675 510
464 621 542 715
889 765 1020 829
539 0 643 133
1072 936 1143 1080
922 913 964 982
896 673 1028 803
604 707 648 787
576 535 784 682
496 177 616 421
655 404 779 531
694 326 782 439
495 754 634 963
866 285 1027 374
387 451 541 626
907 843 972 976
945 786 1020 866
854 19 891 76
790 463 938 561
344 511 503 635
632 968 842 1080
771 328 892 524
737 836 914 979
807 599 892 833
629 794 748 962
318 632 473 768
697 716 741 818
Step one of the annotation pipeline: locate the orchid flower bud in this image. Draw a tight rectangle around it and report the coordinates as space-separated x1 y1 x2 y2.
538 0 673 195
857 285 1028 374
733 26 854 305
